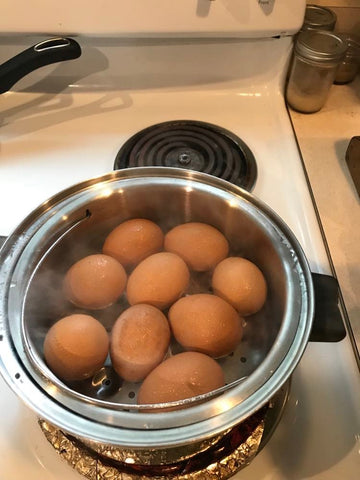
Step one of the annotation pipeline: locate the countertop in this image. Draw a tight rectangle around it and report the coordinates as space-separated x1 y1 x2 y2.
289 74 360 362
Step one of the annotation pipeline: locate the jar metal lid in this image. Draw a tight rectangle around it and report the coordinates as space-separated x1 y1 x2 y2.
303 5 337 31
295 30 347 63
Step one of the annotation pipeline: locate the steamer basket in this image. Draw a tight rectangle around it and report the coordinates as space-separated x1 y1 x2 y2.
0 167 313 459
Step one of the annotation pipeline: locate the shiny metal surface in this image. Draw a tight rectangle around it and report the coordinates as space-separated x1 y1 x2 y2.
39 418 265 479
0 167 314 451
80 379 290 466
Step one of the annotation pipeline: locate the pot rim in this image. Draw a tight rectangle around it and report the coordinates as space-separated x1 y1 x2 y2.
0 167 314 448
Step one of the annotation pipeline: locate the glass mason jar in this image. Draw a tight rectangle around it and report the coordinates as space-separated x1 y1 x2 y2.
286 30 347 113
301 5 337 32
334 33 360 84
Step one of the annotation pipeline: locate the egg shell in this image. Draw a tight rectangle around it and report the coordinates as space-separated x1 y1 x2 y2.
164 222 229 272
110 304 171 382
212 257 267 316
43 314 109 382
63 254 127 310
126 252 190 310
137 352 225 409
169 294 243 358
103 218 164 268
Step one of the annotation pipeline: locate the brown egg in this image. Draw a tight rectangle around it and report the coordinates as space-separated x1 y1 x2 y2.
137 352 225 409
212 257 267 316
169 294 243 358
126 252 190 310
103 218 164 268
110 304 170 382
64 254 127 310
43 314 109 382
164 222 229 272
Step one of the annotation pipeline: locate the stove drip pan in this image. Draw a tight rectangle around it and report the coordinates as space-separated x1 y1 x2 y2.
39 381 290 480
114 121 257 191
40 414 264 480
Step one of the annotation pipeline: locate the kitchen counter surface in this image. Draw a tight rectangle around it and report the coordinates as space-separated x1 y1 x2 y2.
289 74 360 363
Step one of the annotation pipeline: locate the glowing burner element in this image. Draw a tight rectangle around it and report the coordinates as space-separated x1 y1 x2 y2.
114 120 257 191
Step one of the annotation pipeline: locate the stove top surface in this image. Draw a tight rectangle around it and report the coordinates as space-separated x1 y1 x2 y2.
1 341 359 480
0 71 330 274
0 34 359 480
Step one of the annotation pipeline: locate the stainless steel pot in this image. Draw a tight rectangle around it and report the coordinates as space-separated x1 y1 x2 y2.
0 167 314 463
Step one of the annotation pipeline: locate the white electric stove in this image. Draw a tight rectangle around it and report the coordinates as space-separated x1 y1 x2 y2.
0 1 359 479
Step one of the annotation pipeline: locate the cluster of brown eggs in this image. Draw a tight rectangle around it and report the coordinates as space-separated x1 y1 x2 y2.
43 219 267 409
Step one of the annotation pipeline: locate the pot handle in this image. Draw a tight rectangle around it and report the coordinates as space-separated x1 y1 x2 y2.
309 273 346 342
0 37 81 94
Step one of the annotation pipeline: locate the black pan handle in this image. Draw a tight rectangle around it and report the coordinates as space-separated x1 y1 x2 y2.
309 273 346 342
0 37 81 94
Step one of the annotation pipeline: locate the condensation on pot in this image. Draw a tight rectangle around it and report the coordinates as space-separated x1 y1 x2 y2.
286 30 347 114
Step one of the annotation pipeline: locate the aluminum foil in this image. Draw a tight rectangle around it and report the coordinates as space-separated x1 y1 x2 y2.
39 419 264 480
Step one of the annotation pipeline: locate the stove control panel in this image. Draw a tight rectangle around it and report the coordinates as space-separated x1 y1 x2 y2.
1 0 305 37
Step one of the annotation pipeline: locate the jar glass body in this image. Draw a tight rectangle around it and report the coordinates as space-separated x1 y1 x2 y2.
302 5 337 32
334 35 360 84
286 55 340 113
334 58 360 84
